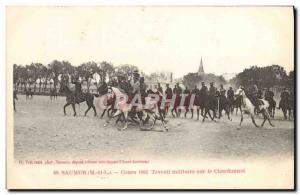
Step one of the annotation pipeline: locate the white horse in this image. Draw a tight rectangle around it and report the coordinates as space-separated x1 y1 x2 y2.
235 88 274 128
103 87 168 131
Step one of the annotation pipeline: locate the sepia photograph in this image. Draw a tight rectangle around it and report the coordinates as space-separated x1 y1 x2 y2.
6 6 294 189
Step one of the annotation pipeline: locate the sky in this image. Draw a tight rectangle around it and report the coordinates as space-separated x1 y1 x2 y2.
6 6 294 78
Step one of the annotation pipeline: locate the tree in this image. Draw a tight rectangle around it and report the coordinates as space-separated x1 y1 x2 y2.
77 61 98 91
117 64 139 81
48 60 63 90
232 65 289 89
182 73 203 89
99 61 114 83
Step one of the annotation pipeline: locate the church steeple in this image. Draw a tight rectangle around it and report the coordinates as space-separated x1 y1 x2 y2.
198 57 204 76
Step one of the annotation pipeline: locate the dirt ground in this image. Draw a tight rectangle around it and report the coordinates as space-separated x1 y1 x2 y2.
13 95 294 162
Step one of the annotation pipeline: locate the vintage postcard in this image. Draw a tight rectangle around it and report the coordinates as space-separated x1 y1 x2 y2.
6 6 294 189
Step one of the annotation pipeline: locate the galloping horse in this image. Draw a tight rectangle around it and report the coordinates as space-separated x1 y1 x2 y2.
104 87 168 131
235 88 274 128
59 83 97 117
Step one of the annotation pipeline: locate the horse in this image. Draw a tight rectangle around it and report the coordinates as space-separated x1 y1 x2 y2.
217 95 232 121
190 93 201 120
235 88 274 128
97 85 117 118
233 95 242 115
202 94 217 122
265 97 276 118
103 87 168 131
59 83 97 117
279 97 293 120
227 96 235 114
50 88 58 100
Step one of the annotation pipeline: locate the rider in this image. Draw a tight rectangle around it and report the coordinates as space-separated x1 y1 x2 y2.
157 83 163 94
71 75 82 103
257 89 263 99
165 83 173 100
131 70 141 109
140 77 147 105
183 86 190 95
191 85 200 95
219 84 226 97
209 82 218 110
247 84 261 111
173 82 182 95
265 88 274 101
227 87 234 100
98 81 108 96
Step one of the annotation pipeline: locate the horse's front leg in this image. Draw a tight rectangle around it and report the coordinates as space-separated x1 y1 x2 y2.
239 110 243 128
92 105 97 116
184 107 188 118
202 108 208 122
225 108 232 121
63 102 71 115
121 111 128 131
158 110 168 131
72 103 77 116
104 110 122 127
208 109 216 122
84 105 91 116
101 109 107 118
250 113 259 128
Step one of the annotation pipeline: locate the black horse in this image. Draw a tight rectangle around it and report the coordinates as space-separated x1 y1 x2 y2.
217 95 232 121
233 95 243 115
265 97 276 118
279 97 293 120
202 94 217 122
59 83 97 117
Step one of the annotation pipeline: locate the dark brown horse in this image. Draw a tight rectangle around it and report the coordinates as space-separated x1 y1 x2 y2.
59 83 97 117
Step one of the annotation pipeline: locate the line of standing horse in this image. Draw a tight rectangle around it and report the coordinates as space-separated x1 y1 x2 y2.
57 83 294 131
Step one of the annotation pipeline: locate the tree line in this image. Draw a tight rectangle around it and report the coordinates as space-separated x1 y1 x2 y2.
229 65 294 90
13 60 142 93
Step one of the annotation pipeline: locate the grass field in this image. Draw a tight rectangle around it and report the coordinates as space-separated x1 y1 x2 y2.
14 95 294 162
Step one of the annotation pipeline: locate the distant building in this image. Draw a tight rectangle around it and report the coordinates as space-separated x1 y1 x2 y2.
197 57 205 76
